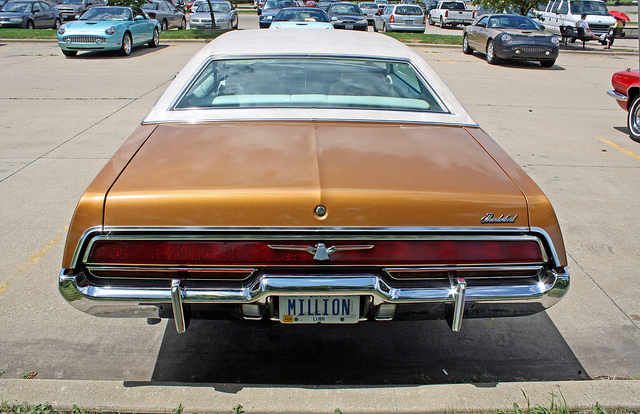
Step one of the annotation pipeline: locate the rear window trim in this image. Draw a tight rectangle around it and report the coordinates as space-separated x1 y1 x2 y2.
169 54 451 115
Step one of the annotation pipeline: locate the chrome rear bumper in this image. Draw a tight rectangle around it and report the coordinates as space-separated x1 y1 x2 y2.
59 268 569 333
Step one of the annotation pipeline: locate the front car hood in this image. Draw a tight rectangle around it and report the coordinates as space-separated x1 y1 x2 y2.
501 28 548 36
63 20 125 32
332 13 365 20
103 122 529 228
0 12 29 17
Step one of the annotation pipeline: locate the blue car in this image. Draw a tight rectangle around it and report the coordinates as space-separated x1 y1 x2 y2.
57 6 161 57
0 0 62 29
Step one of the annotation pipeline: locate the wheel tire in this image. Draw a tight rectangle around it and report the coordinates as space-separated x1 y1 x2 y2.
462 34 473 55
428 13 434 25
373 21 378 31
54 18 61 29
440 17 445 28
540 59 555 67
486 39 499 65
148 27 159 48
383 22 388 32
627 95 640 143
118 32 132 56
232 16 238 29
180 17 186 30
62 49 77 56
26 19 34 29
162 19 168 31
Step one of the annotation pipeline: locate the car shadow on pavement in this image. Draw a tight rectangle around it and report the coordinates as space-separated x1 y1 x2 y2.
148 313 586 386
61 44 171 59
467 53 566 70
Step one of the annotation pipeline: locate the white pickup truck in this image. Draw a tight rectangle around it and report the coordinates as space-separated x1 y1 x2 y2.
428 1 475 28
531 0 615 38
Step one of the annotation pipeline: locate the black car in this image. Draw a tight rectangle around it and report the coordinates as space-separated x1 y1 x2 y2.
258 0 294 28
0 0 62 28
463 14 560 67
326 1 367 30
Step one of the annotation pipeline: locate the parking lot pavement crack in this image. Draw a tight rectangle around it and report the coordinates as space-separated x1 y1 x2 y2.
0 79 172 185
568 252 640 331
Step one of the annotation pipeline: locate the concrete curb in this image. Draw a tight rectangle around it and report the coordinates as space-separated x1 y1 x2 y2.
2 38 638 55
1 379 639 413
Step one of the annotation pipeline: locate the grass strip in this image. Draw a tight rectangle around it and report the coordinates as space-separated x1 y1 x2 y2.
0 28 461 44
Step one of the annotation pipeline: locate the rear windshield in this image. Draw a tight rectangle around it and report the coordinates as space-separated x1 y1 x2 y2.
441 1 464 9
395 5 422 14
175 57 446 113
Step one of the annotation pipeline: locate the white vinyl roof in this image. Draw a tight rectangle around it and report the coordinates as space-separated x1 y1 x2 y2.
143 29 477 126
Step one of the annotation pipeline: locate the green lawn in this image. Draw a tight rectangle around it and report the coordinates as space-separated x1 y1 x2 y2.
0 28 462 44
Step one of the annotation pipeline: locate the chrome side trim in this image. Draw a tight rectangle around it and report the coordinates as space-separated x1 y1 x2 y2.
607 90 628 103
59 267 570 319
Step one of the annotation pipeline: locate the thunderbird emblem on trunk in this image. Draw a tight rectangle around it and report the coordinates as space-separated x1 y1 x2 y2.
268 243 374 261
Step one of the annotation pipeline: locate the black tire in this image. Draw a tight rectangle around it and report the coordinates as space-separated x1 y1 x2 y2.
54 18 61 29
148 27 159 48
440 17 446 28
232 16 238 29
26 19 34 29
428 13 434 25
462 34 473 55
383 22 388 32
486 39 499 65
627 95 640 143
118 32 132 56
62 49 77 56
373 21 378 31
179 17 186 30
540 59 555 67
161 19 168 31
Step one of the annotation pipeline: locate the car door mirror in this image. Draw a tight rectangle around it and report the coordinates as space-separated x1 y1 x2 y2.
537 23 545 30
477 22 485 27
135 14 144 20
331 16 337 20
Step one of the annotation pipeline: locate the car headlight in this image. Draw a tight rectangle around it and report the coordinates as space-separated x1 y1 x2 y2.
358 19 367 24
57 25 66 35
551 35 560 46
501 33 513 44
10 17 24 22
217 17 229 22
265 15 273 20
105 25 116 35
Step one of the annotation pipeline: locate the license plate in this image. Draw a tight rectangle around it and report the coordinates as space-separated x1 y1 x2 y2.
404 19 413 25
345 24 353 29
279 295 360 324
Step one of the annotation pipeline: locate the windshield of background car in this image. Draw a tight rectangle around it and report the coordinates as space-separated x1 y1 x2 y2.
570 0 608 15
359 3 377 8
274 8 329 21
2 2 31 12
488 15 539 29
197 2 230 12
263 0 293 9
80 7 132 20
62 0 84 4
142 2 159 9
329 3 362 14
394 5 422 15
175 58 447 113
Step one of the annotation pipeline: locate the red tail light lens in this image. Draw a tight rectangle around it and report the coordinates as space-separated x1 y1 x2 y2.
390 14 394 22
148 12 156 18
86 239 544 266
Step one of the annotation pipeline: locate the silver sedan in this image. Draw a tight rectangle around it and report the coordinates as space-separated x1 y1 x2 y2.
189 0 237 29
373 3 425 32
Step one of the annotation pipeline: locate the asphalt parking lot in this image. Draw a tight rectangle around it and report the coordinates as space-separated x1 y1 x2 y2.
0 28 639 412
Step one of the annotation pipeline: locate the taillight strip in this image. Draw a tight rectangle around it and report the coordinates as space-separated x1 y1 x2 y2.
85 238 545 266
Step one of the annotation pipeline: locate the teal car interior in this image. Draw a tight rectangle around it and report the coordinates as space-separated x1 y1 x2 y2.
57 6 161 57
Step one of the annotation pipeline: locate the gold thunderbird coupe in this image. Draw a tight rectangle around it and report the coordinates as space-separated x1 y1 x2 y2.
59 29 569 333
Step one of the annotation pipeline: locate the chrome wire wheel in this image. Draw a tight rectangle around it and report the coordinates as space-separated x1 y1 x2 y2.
462 34 472 54
119 33 132 56
627 96 640 142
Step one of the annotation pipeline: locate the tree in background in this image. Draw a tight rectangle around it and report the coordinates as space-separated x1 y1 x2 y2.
108 0 147 8
474 0 542 16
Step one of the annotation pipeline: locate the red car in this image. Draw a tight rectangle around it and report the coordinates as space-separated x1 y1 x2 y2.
305 0 317 6
608 69 640 142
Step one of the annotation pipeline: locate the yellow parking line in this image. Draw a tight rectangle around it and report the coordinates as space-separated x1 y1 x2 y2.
0 227 68 297
598 137 640 162
142 43 180 60
426 51 454 65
